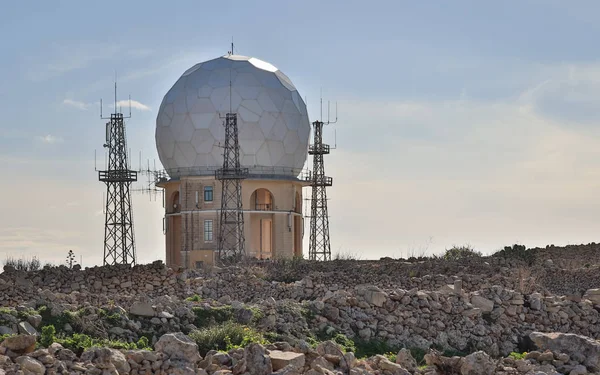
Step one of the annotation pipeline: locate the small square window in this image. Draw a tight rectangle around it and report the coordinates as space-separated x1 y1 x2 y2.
204 220 213 242
204 186 213 202
195 261 204 269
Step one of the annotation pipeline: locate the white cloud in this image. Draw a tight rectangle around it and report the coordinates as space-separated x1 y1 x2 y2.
37 135 63 144
115 99 151 111
62 99 90 110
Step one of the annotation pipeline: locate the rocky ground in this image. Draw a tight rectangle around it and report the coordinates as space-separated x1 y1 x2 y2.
1 243 600 374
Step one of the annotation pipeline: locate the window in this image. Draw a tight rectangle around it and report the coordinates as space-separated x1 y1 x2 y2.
204 220 213 242
204 186 213 202
195 261 204 269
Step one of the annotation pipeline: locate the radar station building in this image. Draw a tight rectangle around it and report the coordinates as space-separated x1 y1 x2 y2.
154 54 310 268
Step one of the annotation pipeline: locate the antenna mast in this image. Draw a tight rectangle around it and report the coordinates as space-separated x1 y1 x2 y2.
98 78 137 266
215 109 248 264
306 98 338 261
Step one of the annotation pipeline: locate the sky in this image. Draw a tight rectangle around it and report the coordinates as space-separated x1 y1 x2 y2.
3 0 600 266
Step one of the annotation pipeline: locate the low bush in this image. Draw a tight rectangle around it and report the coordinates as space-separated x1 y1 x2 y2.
492 244 536 265
189 322 266 356
4 256 41 271
39 324 150 355
186 294 202 302
443 245 482 261
192 306 235 328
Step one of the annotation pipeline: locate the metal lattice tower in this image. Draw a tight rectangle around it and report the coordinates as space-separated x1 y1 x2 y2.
307 120 334 261
98 85 137 266
215 113 249 264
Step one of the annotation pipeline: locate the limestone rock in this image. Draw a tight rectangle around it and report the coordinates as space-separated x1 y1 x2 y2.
154 332 201 363
460 351 496 375
15 356 45 375
244 343 272 375
316 341 343 357
1 334 36 352
396 348 417 372
378 358 410 375
81 347 131 375
570 364 588 375
269 350 305 371
364 289 387 307
17 322 38 336
129 301 155 317
470 295 494 313
583 289 600 305
530 332 600 371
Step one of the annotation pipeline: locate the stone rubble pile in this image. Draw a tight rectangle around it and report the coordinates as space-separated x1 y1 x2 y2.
1 331 600 375
1 244 600 374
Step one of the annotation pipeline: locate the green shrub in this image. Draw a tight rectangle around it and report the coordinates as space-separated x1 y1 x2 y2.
55 333 143 355
410 348 427 364
192 306 235 328
354 339 398 359
40 325 56 347
136 336 150 350
189 322 266 356
443 245 482 261
508 351 527 360
4 256 41 271
0 333 14 343
331 333 355 353
37 305 74 331
98 309 121 325
492 244 535 264
384 351 397 363
186 295 202 302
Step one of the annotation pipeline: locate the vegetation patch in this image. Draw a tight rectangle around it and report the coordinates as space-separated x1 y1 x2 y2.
443 245 482 261
189 322 266 356
37 306 75 332
493 244 536 265
192 306 235 328
40 324 150 355
186 294 202 302
508 351 527 360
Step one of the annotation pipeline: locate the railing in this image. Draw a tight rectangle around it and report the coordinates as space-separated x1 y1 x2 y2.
308 144 330 155
254 203 273 211
99 170 137 183
156 165 308 181
215 167 250 180
302 172 333 186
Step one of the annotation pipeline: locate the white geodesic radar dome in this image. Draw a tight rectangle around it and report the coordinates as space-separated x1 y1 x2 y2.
155 54 310 179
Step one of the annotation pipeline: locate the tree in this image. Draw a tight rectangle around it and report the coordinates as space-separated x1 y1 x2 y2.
66 250 76 269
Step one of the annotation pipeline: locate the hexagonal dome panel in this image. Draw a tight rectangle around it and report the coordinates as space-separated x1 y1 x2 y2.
156 54 310 178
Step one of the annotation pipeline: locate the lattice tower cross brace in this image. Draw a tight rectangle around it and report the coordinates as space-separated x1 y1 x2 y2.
216 113 248 264
308 120 333 261
98 110 138 266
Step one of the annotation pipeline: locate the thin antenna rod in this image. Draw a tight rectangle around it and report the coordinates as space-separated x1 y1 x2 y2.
320 88 323 121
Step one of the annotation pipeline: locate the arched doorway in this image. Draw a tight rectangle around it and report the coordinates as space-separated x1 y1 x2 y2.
251 188 274 211
249 188 275 259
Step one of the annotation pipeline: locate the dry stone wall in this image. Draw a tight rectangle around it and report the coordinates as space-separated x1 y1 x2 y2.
0 261 186 307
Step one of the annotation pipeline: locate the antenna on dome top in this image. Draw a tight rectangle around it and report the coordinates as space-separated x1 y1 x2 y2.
228 37 234 55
